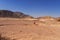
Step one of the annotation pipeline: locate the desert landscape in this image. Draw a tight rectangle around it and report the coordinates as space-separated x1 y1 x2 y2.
0 10 60 40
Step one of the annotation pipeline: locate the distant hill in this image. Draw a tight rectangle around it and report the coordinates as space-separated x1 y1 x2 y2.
37 16 57 22
0 10 33 18
37 16 55 19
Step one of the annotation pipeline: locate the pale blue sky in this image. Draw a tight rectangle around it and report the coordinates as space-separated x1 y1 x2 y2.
0 0 60 17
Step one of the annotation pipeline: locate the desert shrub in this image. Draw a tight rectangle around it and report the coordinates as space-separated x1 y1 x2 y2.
57 19 60 21
0 33 17 40
0 34 11 40
56 17 60 22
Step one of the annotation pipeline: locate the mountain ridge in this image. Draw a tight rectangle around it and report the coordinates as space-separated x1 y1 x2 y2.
0 10 33 18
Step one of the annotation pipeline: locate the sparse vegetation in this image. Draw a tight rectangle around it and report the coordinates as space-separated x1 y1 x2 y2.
55 17 60 22
0 33 16 40
0 34 9 40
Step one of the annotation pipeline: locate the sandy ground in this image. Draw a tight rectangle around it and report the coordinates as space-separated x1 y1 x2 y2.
0 18 60 40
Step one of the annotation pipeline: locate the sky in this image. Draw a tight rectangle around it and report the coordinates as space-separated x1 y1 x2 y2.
0 0 60 17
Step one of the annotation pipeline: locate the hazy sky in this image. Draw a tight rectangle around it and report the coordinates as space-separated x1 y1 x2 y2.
0 0 60 17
